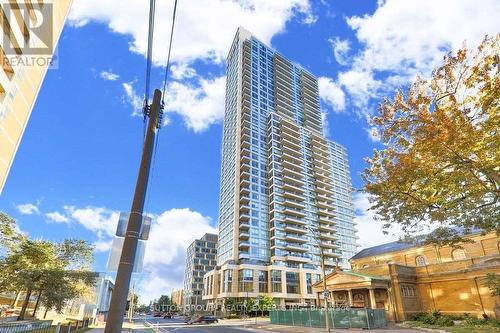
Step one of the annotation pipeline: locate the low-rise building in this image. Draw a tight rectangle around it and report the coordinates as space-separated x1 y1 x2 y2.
312 232 500 321
94 275 114 320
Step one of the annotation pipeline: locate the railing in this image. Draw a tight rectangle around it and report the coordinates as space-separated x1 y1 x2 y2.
270 308 387 329
0 321 53 333
58 319 91 333
0 319 91 333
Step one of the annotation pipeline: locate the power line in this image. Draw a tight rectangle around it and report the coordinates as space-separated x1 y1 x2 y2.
145 0 179 214
143 0 157 119
161 0 178 103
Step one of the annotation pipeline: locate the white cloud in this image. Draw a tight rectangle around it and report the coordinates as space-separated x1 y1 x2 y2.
353 192 402 249
45 211 70 224
16 203 40 215
163 76 226 132
52 204 215 303
69 0 314 66
329 37 350 66
318 77 346 113
138 208 216 302
64 206 119 239
338 0 499 113
69 0 316 133
121 77 223 132
122 82 143 117
94 240 113 252
170 63 196 80
346 0 499 77
338 69 382 111
100 70 120 81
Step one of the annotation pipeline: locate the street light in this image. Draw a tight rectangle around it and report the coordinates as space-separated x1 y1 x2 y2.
308 226 332 332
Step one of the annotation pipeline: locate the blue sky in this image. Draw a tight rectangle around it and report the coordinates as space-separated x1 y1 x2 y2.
0 0 498 302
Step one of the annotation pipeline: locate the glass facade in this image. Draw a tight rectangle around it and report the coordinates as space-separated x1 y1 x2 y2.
216 27 357 274
328 142 357 268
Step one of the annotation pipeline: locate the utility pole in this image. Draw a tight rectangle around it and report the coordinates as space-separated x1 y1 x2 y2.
319 244 331 332
309 226 332 332
104 89 163 333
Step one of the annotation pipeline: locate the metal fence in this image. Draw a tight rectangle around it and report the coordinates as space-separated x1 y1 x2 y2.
0 320 54 333
0 319 90 333
58 319 91 333
270 308 387 329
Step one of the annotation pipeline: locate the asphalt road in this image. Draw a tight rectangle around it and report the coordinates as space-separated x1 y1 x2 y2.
157 327 262 333
144 317 264 333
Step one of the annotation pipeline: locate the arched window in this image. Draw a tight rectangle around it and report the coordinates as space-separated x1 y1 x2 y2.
452 248 467 260
415 255 427 266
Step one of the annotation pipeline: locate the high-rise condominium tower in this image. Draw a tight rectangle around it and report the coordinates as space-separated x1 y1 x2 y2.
0 0 72 193
203 27 357 307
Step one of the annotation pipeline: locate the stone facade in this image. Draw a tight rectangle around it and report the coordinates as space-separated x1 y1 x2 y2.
203 262 323 308
313 232 500 321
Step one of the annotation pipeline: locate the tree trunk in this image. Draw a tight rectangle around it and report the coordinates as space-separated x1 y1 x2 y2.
11 291 21 307
43 307 49 319
18 289 32 321
32 291 42 317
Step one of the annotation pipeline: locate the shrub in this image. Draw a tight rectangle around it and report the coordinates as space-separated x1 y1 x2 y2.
411 311 457 327
463 316 500 328
410 313 427 321
430 310 442 318
435 316 454 326
417 313 438 325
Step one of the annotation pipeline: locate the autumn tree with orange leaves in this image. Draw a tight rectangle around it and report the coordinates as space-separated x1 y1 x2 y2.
363 35 499 246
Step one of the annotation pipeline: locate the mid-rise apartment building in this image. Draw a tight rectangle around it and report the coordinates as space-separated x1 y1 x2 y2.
183 233 218 308
203 27 357 307
0 0 72 193
171 289 183 308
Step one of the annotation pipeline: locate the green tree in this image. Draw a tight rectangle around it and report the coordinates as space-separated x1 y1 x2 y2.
260 295 274 312
156 295 170 312
0 214 96 320
245 298 256 315
363 35 499 245
136 304 151 314
0 213 23 250
223 298 236 316
157 294 170 305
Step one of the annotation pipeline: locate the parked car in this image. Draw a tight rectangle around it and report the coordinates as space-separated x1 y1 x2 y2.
163 313 172 319
187 315 218 324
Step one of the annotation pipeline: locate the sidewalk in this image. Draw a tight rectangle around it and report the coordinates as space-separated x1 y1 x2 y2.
86 327 151 333
248 322 425 333
86 321 151 333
